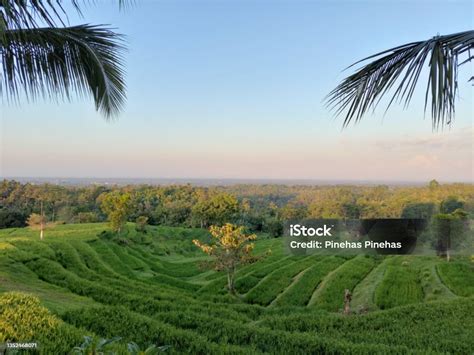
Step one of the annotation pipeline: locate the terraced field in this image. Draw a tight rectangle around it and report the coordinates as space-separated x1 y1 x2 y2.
0 223 473 354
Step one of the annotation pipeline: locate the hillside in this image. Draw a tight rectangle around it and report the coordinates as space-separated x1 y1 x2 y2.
0 223 473 354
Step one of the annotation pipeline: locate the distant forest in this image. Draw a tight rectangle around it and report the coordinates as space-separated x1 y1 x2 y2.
1 179 473 235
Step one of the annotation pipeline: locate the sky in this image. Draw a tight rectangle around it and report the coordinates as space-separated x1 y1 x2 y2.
1 0 473 182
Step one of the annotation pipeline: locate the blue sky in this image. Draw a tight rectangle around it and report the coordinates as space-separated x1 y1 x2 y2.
1 0 473 182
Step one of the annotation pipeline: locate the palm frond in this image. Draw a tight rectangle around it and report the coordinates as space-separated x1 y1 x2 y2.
0 1 131 29
1 25 126 118
0 0 81 29
326 30 474 129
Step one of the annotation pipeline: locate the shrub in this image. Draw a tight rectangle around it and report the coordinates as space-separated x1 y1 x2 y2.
0 209 28 228
0 292 84 353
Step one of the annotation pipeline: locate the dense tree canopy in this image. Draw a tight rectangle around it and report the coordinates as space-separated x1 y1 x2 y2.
1 180 473 234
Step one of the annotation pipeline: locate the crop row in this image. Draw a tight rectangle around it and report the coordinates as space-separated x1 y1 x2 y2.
21 256 260 322
234 257 297 294
63 306 256 354
272 256 345 307
375 257 424 309
64 304 414 354
13 238 200 298
245 256 325 306
436 260 474 297
259 297 474 354
308 255 376 311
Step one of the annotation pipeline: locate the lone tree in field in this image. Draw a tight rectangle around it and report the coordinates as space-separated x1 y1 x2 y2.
0 1 127 118
100 191 132 233
27 201 46 240
327 30 474 129
193 224 257 294
433 208 469 262
135 216 149 233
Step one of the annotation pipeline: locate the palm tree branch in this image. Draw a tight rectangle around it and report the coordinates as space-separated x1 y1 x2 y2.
1 24 126 118
326 30 474 129
0 1 130 29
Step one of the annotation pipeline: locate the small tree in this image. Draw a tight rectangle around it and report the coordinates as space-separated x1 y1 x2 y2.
100 192 132 233
433 211 469 262
193 224 257 294
440 197 464 214
429 179 440 191
135 216 149 233
27 213 43 227
27 203 46 240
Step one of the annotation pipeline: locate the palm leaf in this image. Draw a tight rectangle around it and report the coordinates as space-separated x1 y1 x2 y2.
326 30 474 129
1 1 130 29
1 25 126 118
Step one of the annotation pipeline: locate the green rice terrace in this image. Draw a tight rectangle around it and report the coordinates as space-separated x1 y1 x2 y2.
0 223 473 354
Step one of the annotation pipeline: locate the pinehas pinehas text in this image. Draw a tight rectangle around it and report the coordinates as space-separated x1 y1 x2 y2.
288 224 402 249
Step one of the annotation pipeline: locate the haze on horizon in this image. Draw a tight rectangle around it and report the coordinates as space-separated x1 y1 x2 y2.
1 1 473 183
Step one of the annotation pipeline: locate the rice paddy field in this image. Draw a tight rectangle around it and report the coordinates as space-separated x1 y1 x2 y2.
0 223 473 354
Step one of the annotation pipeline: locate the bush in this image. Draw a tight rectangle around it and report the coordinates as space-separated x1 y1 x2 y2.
26 213 45 227
76 212 100 223
135 216 149 233
0 292 84 353
0 209 28 228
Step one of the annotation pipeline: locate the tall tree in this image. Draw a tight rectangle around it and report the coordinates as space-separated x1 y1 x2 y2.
327 31 474 129
0 1 127 118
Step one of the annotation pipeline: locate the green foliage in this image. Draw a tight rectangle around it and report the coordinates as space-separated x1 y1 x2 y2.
375 258 424 309
72 335 122 354
308 255 376 311
0 208 27 228
437 261 474 297
2 180 474 232
77 212 101 224
263 217 283 237
135 216 149 233
0 291 60 341
245 257 323 305
261 298 474 354
234 257 294 294
432 212 470 258
0 223 473 354
0 292 84 353
64 306 254 354
192 192 240 227
440 196 464 214
100 192 132 232
326 30 474 128
127 342 171 354
401 203 435 219
429 179 440 190
1 1 127 118
273 257 345 307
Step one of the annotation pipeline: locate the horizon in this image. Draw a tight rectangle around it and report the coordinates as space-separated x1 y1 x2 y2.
2 176 472 187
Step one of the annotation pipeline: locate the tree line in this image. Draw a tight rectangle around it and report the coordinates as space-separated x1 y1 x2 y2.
1 179 473 236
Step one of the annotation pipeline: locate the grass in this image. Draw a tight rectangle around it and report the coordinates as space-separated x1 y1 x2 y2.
308 255 377 311
375 256 424 310
244 256 320 306
0 222 472 353
436 260 474 297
